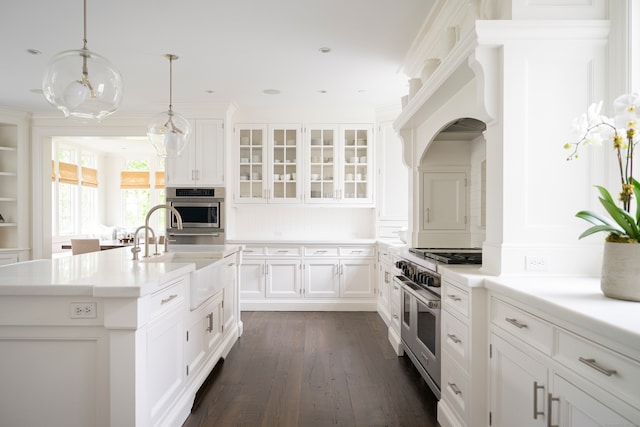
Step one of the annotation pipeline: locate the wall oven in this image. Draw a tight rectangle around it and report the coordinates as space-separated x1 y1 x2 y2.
166 187 225 244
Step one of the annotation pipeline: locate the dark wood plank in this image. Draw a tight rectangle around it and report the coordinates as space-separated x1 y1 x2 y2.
182 312 438 427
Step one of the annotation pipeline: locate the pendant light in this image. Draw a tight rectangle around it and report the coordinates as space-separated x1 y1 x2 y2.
147 54 192 158
42 0 123 122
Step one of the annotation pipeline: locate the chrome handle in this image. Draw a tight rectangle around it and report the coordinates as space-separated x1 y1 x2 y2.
446 294 461 302
169 233 220 236
533 381 544 419
277 250 289 253
161 294 178 305
315 250 327 254
206 312 213 332
393 285 399 290
420 352 429 364
578 357 617 376
505 317 528 329
351 250 362 254
547 393 559 427
392 314 399 320
448 382 462 396
426 208 430 223
447 333 461 344
340 264 344 275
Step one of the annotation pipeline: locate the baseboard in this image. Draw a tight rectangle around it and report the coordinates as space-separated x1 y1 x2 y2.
240 299 378 311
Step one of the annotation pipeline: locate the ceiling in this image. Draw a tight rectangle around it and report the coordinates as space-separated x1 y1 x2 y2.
0 0 434 117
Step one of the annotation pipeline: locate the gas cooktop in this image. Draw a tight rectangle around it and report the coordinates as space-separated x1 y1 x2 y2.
409 248 482 264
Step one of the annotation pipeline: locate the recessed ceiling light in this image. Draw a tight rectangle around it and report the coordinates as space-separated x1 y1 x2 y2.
358 89 366 93
205 90 215 94
319 47 331 54
27 49 41 55
263 89 280 95
318 90 327 94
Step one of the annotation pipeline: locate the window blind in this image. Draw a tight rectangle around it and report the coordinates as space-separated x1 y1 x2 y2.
121 171 150 189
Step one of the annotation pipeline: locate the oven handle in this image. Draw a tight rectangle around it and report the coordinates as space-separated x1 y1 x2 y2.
168 232 221 236
393 276 440 308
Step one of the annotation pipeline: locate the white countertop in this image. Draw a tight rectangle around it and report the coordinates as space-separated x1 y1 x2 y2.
441 266 640 355
0 244 242 298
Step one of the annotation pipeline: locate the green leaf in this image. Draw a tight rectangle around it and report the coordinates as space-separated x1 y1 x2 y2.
634 178 640 225
598 196 640 239
575 210 616 227
595 185 616 205
578 225 624 240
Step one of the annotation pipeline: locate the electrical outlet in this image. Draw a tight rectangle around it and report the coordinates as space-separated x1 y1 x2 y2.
70 302 97 319
525 256 547 271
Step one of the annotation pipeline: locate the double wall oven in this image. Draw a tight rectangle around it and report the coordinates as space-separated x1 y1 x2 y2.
395 248 482 399
166 187 225 244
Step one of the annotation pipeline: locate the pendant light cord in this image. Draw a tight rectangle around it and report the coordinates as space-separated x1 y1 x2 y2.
168 55 174 113
82 0 88 50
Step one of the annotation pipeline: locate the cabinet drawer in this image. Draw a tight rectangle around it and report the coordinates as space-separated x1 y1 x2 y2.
242 246 266 257
339 246 375 257
304 247 339 257
442 310 469 371
150 279 185 318
441 360 470 424
556 329 640 407
491 298 553 355
266 246 301 256
442 281 469 318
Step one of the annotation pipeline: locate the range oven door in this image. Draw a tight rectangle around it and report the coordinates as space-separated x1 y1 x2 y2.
169 202 220 228
397 276 441 398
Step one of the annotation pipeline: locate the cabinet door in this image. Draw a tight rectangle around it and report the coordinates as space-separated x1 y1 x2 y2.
306 125 339 203
223 257 236 327
269 125 301 204
265 259 301 298
553 374 638 427
304 259 339 298
237 125 268 202
490 333 548 427
377 122 408 220
339 258 375 298
422 172 467 230
204 293 223 351
239 260 266 299
195 119 224 186
165 119 197 186
340 125 373 204
147 303 184 425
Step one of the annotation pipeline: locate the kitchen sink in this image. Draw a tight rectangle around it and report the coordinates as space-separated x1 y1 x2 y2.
140 251 227 309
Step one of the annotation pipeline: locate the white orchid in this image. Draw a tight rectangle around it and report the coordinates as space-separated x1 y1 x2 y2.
565 93 640 243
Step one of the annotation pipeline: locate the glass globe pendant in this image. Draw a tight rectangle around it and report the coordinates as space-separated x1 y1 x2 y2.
147 54 191 158
42 0 123 122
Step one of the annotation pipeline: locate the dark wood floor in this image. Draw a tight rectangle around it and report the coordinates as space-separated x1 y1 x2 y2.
182 311 439 427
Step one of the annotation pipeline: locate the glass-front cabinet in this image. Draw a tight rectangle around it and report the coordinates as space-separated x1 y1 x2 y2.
305 124 373 204
236 124 301 203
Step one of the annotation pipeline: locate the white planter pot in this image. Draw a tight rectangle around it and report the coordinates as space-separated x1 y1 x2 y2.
601 241 640 302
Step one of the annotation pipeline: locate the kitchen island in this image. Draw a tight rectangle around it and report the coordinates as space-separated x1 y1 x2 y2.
0 244 242 427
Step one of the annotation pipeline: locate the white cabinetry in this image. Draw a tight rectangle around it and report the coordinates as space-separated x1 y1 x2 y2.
0 110 28 261
146 278 186 426
422 172 466 230
376 122 408 238
488 294 640 427
166 119 224 187
305 124 373 204
437 274 487 427
239 243 377 310
235 124 302 203
185 290 223 383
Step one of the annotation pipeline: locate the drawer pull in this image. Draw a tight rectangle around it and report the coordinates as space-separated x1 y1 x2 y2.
277 250 289 253
447 333 461 344
578 357 617 376
206 312 213 332
315 250 327 254
351 250 363 254
547 393 560 427
161 294 178 305
533 381 544 419
448 382 462 396
447 294 462 302
505 317 528 329
392 314 399 320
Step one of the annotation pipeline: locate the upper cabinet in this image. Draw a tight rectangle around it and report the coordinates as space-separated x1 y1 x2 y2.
165 119 224 188
306 124 373 205
235 124 302 203
234 122 373 205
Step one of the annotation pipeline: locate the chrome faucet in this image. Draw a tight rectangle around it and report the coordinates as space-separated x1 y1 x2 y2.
144 204 183 257
131 225 157 260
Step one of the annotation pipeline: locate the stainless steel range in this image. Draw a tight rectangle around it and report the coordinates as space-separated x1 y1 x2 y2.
395 248 482 399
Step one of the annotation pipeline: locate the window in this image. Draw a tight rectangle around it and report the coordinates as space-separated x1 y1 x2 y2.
121 159 165 234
